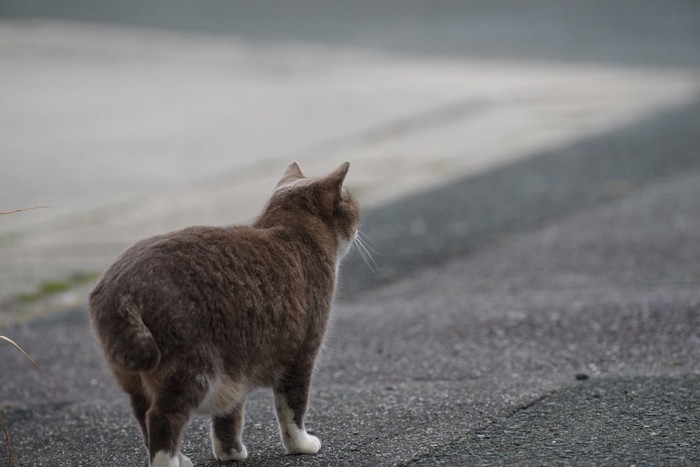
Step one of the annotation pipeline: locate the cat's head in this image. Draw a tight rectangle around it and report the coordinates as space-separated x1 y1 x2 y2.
261 161 359 259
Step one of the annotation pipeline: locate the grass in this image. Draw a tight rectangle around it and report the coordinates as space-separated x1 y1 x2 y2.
15 271 101 304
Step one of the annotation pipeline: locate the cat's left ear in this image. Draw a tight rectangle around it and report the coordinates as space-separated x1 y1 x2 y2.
277 161 305 189
320 161 350 211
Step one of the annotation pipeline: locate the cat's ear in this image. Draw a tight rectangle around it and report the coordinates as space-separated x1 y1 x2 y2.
326 161 350 190
320 161 350 211
277 161 305 188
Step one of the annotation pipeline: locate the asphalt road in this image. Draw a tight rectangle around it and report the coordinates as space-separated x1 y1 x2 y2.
2 99 700 465
2 1 700 465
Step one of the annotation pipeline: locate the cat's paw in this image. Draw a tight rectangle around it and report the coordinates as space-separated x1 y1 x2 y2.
178 452 193 467
212 430 248 461
151 451 189 467
284 432 321 455
214 443 248 461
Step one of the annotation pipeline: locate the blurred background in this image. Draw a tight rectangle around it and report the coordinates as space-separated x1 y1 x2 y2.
1 0 699 313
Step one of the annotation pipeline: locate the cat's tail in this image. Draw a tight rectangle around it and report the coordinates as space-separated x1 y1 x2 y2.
89 293 161 372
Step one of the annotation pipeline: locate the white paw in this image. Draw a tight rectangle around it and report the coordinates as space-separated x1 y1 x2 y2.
285 432 321 455
178 452 193 467
212 430 248 461
150 451 179 467
214 443 248 461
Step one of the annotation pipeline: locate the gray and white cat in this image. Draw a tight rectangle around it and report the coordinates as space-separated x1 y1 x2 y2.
90 162 359 466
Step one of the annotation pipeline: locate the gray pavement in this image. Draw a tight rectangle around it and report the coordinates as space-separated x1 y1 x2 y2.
2 1 700 466
415 376 700 466
2 113 700 464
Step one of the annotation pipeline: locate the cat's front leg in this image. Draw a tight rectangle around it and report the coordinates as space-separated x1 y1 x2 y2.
273 371 321 455
211 402 248 461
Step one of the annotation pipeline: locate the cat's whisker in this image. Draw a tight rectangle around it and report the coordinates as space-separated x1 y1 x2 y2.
353 231 379 275
357 230 383 256
358 248 378 275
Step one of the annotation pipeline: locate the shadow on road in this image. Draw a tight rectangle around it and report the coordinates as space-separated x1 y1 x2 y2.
341 98 700 299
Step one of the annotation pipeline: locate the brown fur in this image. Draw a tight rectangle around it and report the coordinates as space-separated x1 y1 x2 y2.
90 162 358 465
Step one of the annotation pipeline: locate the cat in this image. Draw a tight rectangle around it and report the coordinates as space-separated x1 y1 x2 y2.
89 161 358 467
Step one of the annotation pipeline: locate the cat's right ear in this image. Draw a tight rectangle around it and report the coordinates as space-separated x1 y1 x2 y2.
276 161 305 189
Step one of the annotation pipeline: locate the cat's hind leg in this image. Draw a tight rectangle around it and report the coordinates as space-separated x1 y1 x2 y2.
273 369 321 455
211 401 248 461
114 369 151 448
147 402 195 467
146 375 205 467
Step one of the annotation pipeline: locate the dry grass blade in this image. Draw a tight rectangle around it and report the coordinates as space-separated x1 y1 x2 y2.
0 335 56 395
0 408 16 467
0 336 41 373
0 336 54 466
0 205 49 466
0 206 50 216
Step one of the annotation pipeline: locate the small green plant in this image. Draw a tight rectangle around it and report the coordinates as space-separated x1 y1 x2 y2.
15 271 101 304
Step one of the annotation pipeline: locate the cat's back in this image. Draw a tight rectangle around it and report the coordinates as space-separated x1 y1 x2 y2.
91 225 302 306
